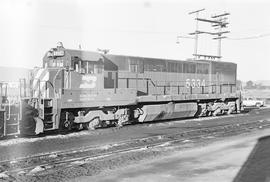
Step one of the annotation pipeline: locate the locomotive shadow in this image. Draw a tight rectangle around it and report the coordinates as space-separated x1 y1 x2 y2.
14 115 225 139
233 135 270 182
242 107 258 113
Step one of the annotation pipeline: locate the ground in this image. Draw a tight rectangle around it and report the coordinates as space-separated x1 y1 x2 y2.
1 108 270 181
72 128 270 182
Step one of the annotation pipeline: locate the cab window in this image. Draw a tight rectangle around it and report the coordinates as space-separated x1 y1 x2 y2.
82 62 94 74
94 64 103 74
81 61 103 74
47 59 64 67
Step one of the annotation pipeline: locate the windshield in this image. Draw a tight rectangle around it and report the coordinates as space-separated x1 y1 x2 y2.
45 59 65 68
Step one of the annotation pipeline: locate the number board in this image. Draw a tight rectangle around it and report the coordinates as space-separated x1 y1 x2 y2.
53 50 65 57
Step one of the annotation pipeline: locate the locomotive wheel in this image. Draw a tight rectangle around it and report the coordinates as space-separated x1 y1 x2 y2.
194 105 202 118
85 117 100 130
63 120 72 130
82 123 89 130
60 112 74 132
206 110 211 116
227 109 232 115
100 120 109 127
213 108 221 116
115 122 123 128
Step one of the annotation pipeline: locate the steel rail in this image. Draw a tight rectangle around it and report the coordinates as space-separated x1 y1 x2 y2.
2 120 270 176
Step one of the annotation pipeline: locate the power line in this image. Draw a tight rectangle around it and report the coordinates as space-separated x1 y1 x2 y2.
228 33 270 40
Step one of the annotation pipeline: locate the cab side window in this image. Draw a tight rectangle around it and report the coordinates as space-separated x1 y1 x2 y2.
74 61 79 72
94 64 103 74
81 61 103 74
82 62 94 74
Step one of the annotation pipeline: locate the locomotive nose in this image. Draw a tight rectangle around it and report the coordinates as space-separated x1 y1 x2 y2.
31 68 50 98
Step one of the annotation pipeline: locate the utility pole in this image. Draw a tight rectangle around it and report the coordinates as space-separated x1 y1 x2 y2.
177 10 230 61
211 12 230 59
194 12 230 60
188 8 205 59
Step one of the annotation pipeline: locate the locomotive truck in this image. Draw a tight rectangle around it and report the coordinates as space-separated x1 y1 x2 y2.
14 42 240 135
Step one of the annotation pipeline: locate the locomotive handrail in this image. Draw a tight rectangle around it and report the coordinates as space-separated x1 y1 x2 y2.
53 68 64 98
119 77 234 87
3 111 6 136
6 99 11 120
31 78 55 98
19 99 22 121
31 78 41 98
118 76 236 95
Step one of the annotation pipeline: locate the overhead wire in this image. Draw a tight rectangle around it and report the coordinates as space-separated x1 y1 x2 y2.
228 33 270 40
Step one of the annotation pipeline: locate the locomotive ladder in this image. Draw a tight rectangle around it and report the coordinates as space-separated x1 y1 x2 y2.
2 100 21 136
34 78 55 131
4 78 27 136
40 98 55 130
0 80 25 137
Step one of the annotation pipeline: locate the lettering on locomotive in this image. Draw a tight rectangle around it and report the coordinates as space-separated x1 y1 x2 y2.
185 79 206 88
80 75 97 89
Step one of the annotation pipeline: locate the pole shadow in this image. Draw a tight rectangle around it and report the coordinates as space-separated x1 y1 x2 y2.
233 135 270 182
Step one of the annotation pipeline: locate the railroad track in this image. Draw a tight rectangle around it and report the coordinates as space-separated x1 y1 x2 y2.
1 118 270 179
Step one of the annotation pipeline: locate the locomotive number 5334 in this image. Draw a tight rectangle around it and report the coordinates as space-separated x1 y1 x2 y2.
186 79 206 88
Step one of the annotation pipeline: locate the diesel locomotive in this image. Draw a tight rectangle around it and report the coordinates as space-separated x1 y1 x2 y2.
12 42 239 135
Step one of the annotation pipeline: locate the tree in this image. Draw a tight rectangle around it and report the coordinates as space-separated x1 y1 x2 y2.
236 80 242 90
245 80 254 89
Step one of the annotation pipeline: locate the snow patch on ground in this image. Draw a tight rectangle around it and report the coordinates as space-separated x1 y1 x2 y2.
99 143 119 150
182 139 192 143
202 136 215 139
48 153 58 158
17 171 26 175
0 130 93 146
10 160 18 164
28 166 45 174
0 172 9 179
157 142 171 147
71 160 86 165
147 114 242 128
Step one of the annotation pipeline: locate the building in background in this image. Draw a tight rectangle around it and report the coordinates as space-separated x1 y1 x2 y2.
0 67 30 101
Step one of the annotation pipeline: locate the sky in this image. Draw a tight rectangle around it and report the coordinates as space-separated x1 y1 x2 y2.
0 0 270 81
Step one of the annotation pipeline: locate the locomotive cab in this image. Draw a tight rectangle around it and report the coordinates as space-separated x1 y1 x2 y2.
36 43 108 99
